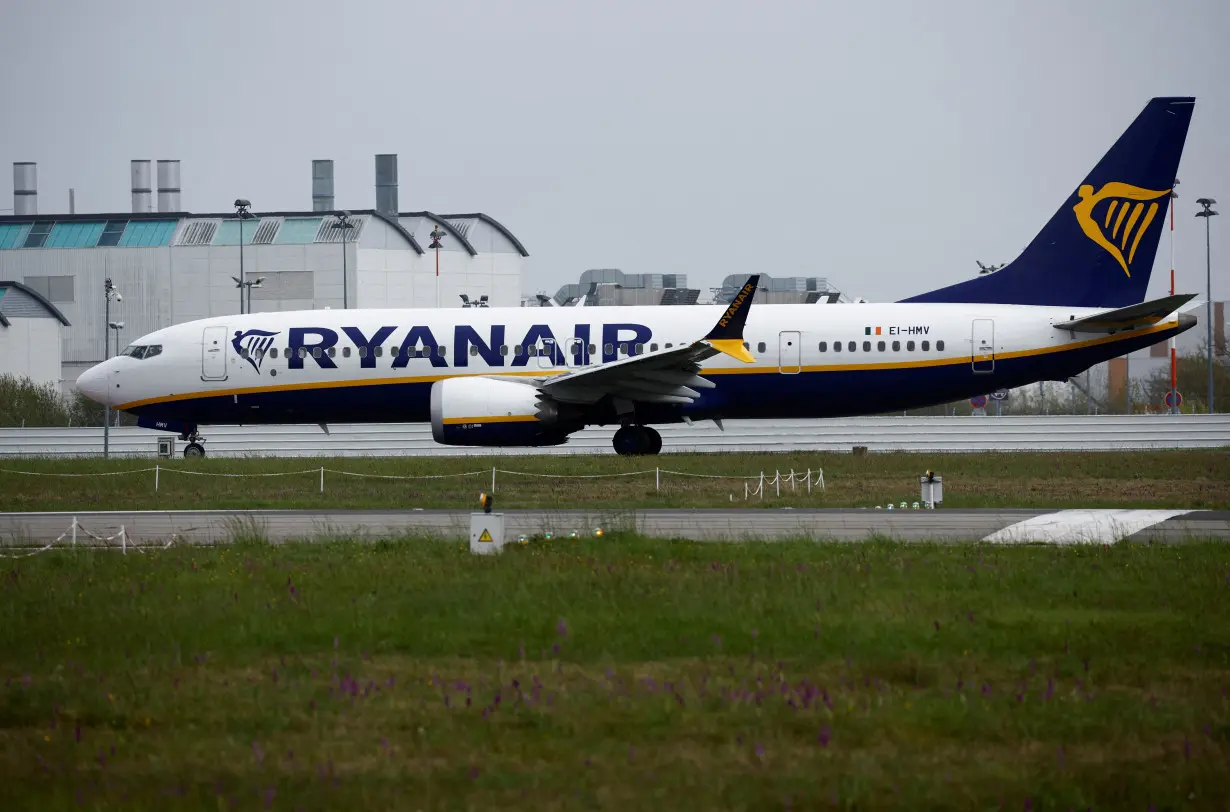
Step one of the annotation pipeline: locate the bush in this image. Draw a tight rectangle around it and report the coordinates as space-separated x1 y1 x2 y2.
0 373 133 427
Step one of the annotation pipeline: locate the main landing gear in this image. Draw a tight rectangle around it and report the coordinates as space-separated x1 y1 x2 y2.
612 424 662 456
179 428 206 458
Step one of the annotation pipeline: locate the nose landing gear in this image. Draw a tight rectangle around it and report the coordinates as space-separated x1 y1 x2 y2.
612 424 662 456
178 427 206 458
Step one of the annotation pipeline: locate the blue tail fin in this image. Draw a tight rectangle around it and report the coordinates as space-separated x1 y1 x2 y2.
902 97 1194 308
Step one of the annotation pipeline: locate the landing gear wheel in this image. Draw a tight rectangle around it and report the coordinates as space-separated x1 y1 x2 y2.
612 425 661 456
184 442 206 459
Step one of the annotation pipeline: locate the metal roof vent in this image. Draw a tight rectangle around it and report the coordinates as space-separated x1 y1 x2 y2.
312 159 334 212
156 160 181 212
375 154 398 217
130 160 152 213
14 162 37 215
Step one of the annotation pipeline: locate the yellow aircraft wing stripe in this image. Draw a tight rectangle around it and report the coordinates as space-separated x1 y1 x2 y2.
117 320 1178 410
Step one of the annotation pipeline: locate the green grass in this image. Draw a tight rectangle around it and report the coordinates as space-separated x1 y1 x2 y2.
2 449 1228 512
1 538 1228 809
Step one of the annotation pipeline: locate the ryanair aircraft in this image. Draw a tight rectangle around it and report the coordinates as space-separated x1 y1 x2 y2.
77 97 1198 457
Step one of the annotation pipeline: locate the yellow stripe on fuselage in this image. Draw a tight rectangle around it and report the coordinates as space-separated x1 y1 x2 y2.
442 415 539 425
117 320 1179 410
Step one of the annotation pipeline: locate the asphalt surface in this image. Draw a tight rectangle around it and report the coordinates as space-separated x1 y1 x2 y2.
1 508 1227 546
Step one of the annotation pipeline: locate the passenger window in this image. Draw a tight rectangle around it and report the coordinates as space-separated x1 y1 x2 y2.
299 348 308 359
833 341 842 352
358 347 367 358
310 347 320 358
921 340 929 351
271 348 279 359
906 340 915 351
650 343 658 352
343 347 351 358
470 346 479 357
937 340 945 351
438 346 447 356
847 342 856 352
588 344 596 354
892 341 900 352
665 343 673 349
514 345 523 356
327 347 336 357
603 343 613 355
374 346 383 357
877 341 886 352
500 345 508 356
757 342 766 353
862 341 871 352
634 342 645 354
818 341 827 352
620 343 628 355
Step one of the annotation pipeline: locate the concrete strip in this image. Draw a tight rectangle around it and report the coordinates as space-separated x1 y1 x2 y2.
981 509 1195 545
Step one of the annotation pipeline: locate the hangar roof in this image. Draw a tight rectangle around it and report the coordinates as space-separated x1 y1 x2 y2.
0 280 72 328
0 209 528 257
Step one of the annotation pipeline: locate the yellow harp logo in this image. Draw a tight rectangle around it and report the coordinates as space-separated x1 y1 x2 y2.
1072 182 1171 277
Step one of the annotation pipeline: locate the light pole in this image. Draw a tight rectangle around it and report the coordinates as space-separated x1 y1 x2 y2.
430 225 445 308
234 199 254 314
108 321 124 359
102 278 122 458
337 211 355 308
1196 198 1218 413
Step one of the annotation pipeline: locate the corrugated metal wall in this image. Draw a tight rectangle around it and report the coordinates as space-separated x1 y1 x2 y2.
1 415 1227 458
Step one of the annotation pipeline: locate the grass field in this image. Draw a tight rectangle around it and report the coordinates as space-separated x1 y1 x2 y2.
2 449 1228 512
1 537 1228 810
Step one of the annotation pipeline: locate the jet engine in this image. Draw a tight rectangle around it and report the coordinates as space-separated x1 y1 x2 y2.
429 377 580 446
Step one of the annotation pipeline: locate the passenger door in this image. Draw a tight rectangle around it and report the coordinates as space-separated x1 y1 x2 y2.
201 325 229 381
778 331 801 374
971 319 995 373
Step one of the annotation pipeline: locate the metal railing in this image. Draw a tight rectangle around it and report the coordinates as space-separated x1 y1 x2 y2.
1 415 1227 458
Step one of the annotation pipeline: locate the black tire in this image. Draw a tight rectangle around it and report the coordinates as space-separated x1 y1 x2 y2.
184 442 206 459
644 426 663 455
612 425 639 456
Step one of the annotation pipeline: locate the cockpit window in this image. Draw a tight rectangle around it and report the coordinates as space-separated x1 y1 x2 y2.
119 344 162 360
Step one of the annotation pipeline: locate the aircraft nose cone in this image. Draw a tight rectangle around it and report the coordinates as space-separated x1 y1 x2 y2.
76 363 112 406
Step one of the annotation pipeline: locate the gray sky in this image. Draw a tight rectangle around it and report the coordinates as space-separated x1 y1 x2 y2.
2 0 1228 303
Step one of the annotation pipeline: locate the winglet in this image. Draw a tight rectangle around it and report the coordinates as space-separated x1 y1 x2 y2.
704 274 759 362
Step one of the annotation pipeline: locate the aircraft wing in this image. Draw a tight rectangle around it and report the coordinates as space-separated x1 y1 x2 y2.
1052 293 1196 334
540 275 760 405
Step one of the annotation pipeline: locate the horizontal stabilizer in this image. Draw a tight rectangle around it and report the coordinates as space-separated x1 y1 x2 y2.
1052 293 1195 333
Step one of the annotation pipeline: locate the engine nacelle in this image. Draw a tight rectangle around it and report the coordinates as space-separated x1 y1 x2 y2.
430 377 576 446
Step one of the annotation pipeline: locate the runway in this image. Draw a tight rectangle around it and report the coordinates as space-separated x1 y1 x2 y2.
1 508 1228 546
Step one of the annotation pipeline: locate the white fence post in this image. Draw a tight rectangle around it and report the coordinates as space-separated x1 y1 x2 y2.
71 517 77 548
775 470 780 497
655 467 660 491
319 466 325 494
492 466 497 493
120 526 126 555
155 464 160 492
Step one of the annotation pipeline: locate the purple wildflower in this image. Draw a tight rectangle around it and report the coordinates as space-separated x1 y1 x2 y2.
817 725 831 747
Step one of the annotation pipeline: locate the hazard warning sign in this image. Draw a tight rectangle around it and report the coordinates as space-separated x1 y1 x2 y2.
478 529 493 542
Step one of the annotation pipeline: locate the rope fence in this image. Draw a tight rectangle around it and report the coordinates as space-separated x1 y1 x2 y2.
0 464 825 498
0 516 178 559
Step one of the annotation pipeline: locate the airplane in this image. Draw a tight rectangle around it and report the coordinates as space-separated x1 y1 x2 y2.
76 97 1198 458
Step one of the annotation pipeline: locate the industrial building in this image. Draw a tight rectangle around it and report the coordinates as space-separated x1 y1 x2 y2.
0 280 69 387
0 157 528 391
545 269 853 308
714 273 850 305
550 268 700 307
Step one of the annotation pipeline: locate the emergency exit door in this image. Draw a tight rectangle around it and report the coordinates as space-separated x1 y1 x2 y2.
201 325 229 380
971 319 995 373
778 331 801 373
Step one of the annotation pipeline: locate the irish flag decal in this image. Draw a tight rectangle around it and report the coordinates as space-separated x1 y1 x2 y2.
864 326 882 336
